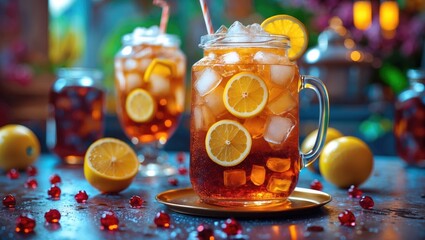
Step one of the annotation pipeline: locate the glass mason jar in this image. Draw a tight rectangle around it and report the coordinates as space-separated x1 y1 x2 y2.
47 68 105 164
190 31 329 206
114 27 186 176
394 69 425 167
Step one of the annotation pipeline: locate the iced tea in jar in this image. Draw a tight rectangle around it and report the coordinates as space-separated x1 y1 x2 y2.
114 26 186 176
190 20 329 206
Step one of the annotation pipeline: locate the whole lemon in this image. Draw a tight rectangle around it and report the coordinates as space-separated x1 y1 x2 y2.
0 124 40 170
319 136 373 188
301 127 344 173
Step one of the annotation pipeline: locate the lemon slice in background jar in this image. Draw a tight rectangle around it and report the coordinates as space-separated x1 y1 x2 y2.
84 138 139 193
205 120 252 167
143 58 176 82
261 14 308 60
223 72 268 118
125 88 156 123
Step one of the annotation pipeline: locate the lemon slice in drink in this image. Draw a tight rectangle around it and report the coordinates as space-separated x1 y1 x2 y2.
205 120 252 167
125 88 156 123
143 58 176 82
223 72 268 118
84 138 139 193
261 15 308 60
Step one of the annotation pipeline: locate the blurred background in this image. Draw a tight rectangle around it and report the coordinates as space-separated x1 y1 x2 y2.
0 0 424 155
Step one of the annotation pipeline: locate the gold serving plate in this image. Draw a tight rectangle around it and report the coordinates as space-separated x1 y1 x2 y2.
156 187 331 218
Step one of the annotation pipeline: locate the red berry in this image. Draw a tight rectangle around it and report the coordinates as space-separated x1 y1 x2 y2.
221 218 242 236
47 185 61 199
24 178 38 189
176 152 185 163
154 211 171 228
347 185 362 198
338 209 356 227
49 174 61 185
7 169 20 179
129 195 144 208
15 214 36 233
26 166 37 176
168 177 178 186
100 211 119 231
197 224 215 240
44 209 61 223
74 190 89 203
2 194 16 208
178 166 188 175
306 225 324 232
359 195 374 209
310 179 323 191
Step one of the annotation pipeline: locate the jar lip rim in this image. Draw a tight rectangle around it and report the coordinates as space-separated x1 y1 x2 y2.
122 33 181 47
57 68 103 79
199 33 290 48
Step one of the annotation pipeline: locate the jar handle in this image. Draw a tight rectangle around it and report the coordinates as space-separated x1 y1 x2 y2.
299 75 329 169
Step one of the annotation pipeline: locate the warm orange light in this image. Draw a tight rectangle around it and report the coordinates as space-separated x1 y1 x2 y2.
380 1 399 31
353 1 372 30
350 51 362 62
289 224 298 240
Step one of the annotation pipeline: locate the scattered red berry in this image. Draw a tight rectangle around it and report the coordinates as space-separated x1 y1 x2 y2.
221 218 242 236
154 211 171 228
129 195 144 208
100 211 119 231
359 195 374 209
2 194 16 208
310 179 323 191
24 178 38 189
44 209 61 223
176 152 185 163
26 166 37 176
7 169 20 179
15 214 36 233
197 224 215 240
178 166 188 175
47 185 61 199
347 185 362 198
49 174 61 185
74 190 89 203
338 209 356 227
306 225 324 232
168 177 178 186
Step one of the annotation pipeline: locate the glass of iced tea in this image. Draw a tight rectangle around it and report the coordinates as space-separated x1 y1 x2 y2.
114 26 186 176
47 68 105 164
190 20 329 206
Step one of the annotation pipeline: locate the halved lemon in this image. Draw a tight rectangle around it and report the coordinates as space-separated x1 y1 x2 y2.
143 58 176 82
223 72 268 118
261 14 308 60
84 138 139 193
205 120 252 167
125 88 156 123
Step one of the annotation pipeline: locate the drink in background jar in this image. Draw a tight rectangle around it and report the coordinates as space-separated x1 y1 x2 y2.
114 26 186 176
394 69 425 167
47 68 105 164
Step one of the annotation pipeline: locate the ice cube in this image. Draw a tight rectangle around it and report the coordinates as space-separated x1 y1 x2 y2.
266 157 291 172
267 89 297 115
251 165 266 186
126 73 143 91
263 116 294 144
227 21 249 35
114 59 123 70
193 105 215 131
204 86 226 116
134 47 153 58
149 74 170 96
124 59 138 71
139 58 152 72
194 68 222 96
176 59 186 77
222 52 240 64
254 51 281 64
267 176 292 193
270 65 295 86
247 23 265 34
215 25 228 34
243 116 266 139
223 169 246 187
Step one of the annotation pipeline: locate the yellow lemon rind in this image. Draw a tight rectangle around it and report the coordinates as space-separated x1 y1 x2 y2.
125 88 156 123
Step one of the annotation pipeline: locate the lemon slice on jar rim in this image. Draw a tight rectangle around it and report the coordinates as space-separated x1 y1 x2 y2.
261 14 308 60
